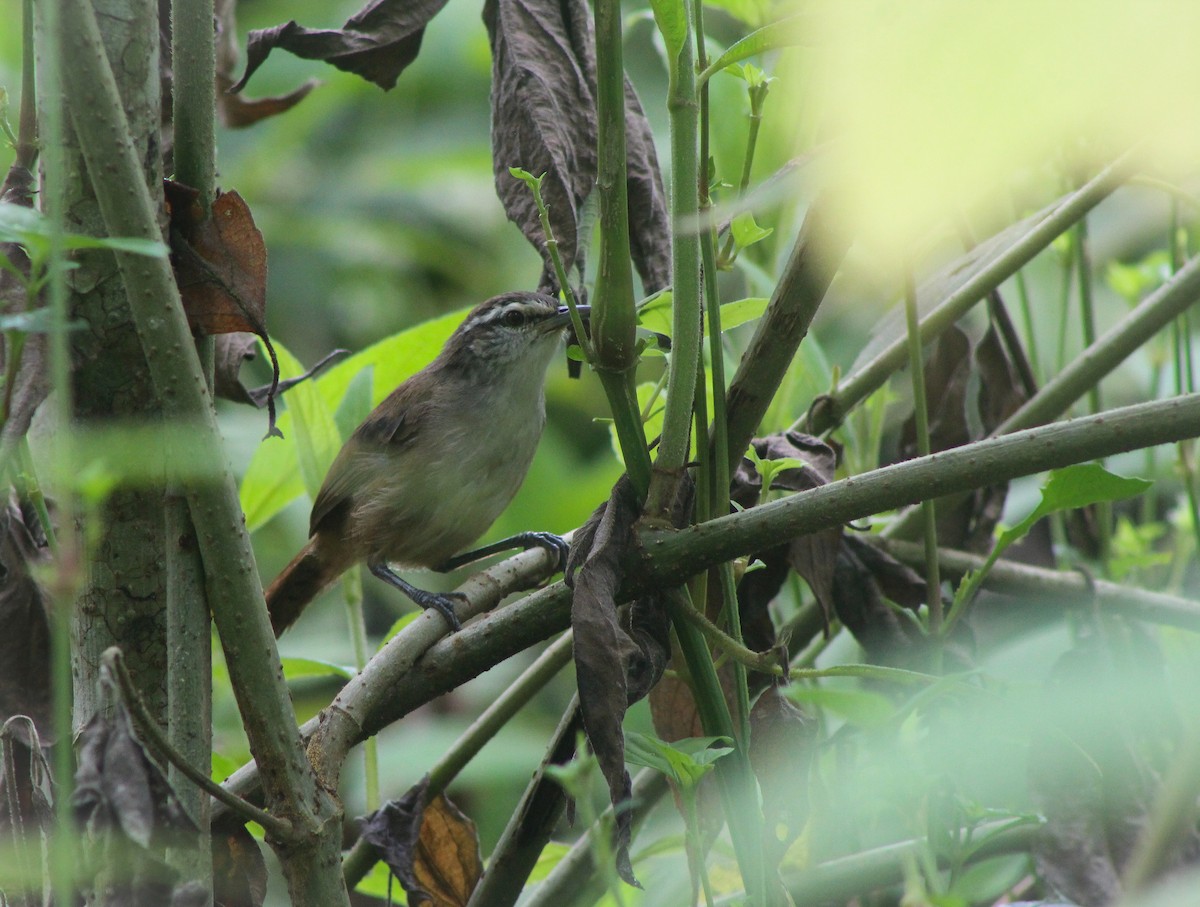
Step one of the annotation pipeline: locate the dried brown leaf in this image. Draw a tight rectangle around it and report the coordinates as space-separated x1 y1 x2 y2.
359 780 483 907
231 0 451 93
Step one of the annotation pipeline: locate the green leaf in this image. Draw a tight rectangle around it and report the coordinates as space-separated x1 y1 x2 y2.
996 463 1152 553
528 842 572 884
240 307 466 531
273 341 342 499
379 612 421 646
637 291 768 339
730 212 773 249
698 13 810 83
354 861 407 902
279 657 355 681
334 365 374 443
783 686 896 727
508 166 543 188
0 202 167 258
0 309 86 333
649 0 688 61
624 732 734 790
1104 250 1171 304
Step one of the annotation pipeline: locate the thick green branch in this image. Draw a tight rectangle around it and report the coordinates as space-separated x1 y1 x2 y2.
54 2 346 901
646 394 1200 586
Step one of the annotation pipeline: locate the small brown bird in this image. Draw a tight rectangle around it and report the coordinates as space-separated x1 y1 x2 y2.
264 291 584 636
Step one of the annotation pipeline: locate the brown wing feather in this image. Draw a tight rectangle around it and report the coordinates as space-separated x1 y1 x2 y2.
308 384 427 536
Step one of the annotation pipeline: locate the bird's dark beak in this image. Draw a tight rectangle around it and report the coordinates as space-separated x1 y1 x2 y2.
546 304 590 330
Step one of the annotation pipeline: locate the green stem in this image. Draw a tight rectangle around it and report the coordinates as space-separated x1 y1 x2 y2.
668 590 771 906
902 264 942 638
647 3 701 518
592 0 649 498
342 568 379 811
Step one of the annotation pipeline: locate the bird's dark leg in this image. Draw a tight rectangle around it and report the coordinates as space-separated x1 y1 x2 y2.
369 562 464 631
434 531 569 574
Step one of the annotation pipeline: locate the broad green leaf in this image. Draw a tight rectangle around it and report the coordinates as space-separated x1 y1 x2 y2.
949 464 1152 624
702 0 769 28
354 861 407 902
730 212 773 249
637 291 768 339
274 341 341 499
716 296 769 332
334 364 374 443
649 0 688 62
783 686 896 727
240 306 466 531
996 463 1152 552
280 657 356 681
698 14 810 83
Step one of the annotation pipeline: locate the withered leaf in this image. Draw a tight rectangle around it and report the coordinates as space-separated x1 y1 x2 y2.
486 0 669 294
358 779 483 907
564 476 679 887
231 0 451 94
831 536 928 666
623 80 671 295
486 0 597 292
748 689 814 859
170 188 267 337
72 699 193 850
214 0 318 128
211 822 268 907
896 324 1014 553
0 503 52 741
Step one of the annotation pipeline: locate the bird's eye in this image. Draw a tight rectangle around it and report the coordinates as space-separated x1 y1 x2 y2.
502 309 526 328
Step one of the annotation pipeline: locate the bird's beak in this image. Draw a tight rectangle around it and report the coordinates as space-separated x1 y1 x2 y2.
544 304 591 331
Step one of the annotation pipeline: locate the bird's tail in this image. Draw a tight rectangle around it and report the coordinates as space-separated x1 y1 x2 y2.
264 537 347 636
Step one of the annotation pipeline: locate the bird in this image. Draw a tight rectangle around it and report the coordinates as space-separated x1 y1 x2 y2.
264 291 586 636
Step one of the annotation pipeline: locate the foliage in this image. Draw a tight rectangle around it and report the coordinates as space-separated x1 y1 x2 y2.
3 0 1200 905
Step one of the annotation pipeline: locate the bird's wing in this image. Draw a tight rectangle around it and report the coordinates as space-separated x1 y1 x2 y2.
308 390 426 536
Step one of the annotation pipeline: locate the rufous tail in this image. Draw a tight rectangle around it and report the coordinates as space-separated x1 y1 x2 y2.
264 537 346 636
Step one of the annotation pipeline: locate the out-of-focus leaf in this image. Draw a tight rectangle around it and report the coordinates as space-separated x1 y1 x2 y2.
0 503 52 740
730 212 773 249
279 657 355 681
231 0 451 93
624 732 733 791
211 821 268 907
358 779 483 907
0 202 167 259
783 685 895 727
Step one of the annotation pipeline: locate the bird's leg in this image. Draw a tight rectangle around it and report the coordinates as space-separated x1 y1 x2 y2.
369 562 464 631
434 531 569 574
